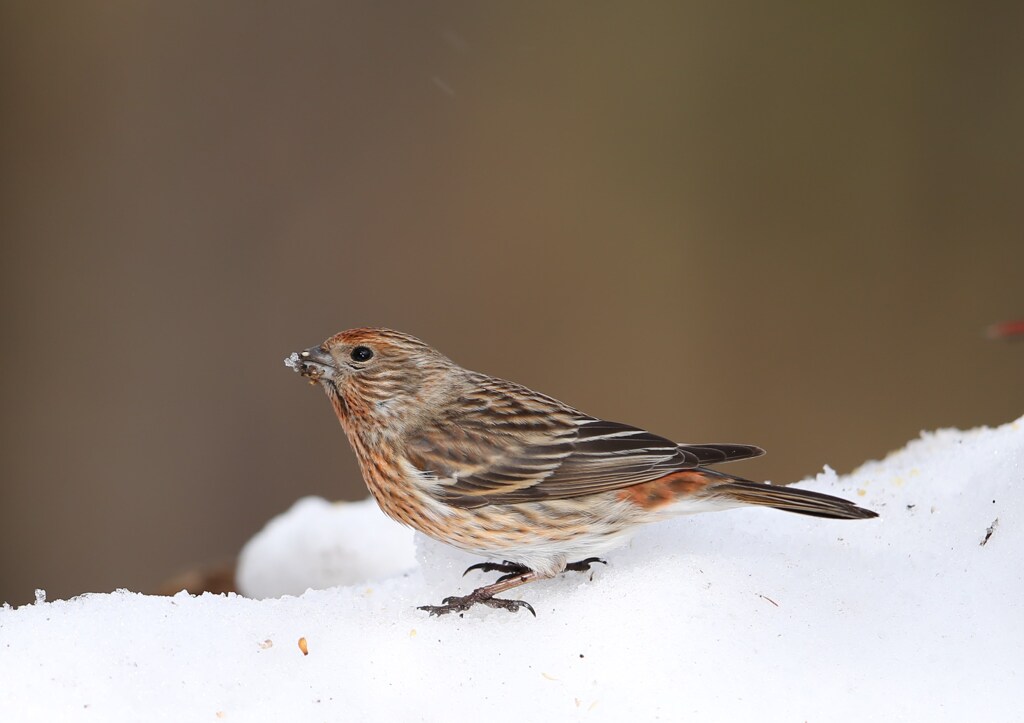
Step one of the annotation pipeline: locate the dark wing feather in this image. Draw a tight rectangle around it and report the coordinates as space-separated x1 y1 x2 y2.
405 375 764 509
683 443 765 465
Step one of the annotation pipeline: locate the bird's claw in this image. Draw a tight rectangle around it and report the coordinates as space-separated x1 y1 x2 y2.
483 597 536 616
564 557 607 573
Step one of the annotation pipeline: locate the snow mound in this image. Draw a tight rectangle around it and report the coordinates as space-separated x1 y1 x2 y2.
1 417 1022 722
236 496 416 599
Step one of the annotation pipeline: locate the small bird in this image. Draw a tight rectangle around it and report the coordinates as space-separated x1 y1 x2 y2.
286 328 877 616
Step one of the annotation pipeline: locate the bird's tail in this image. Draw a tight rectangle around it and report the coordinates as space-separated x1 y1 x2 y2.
710 478 878 520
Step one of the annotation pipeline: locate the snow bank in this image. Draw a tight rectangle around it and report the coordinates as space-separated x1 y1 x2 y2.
2 418 1022 722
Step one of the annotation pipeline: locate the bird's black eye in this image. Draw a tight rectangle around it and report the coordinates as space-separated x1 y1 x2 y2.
350 346 374 362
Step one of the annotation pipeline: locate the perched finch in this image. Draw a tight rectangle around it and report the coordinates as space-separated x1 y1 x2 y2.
286 328 877 616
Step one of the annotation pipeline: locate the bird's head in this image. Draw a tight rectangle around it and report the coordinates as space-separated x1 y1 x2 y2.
286 328 459 431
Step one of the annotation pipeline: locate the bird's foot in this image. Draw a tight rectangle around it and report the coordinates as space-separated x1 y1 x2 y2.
462 560 531 583
463 557 606 583
418 589 536 617
464 557 606 576
563 557 607 573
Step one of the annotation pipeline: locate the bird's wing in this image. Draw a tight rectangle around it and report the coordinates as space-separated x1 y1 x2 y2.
404 376 764 509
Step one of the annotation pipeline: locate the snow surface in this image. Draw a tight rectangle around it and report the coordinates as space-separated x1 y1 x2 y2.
2 418 1022 722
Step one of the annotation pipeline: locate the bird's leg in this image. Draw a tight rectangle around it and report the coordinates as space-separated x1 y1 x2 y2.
563 557 606 573
419 570 546 617
424 558 609 616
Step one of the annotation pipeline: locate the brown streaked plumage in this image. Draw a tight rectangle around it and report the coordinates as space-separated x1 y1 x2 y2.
286 328 877 616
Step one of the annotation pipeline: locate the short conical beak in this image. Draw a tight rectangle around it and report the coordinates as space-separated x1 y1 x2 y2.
284 345 337 383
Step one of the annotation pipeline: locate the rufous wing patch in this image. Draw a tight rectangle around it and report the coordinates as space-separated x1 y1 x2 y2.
617 470 713 510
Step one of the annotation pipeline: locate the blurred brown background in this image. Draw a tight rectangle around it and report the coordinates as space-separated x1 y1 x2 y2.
2 2 1021 606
